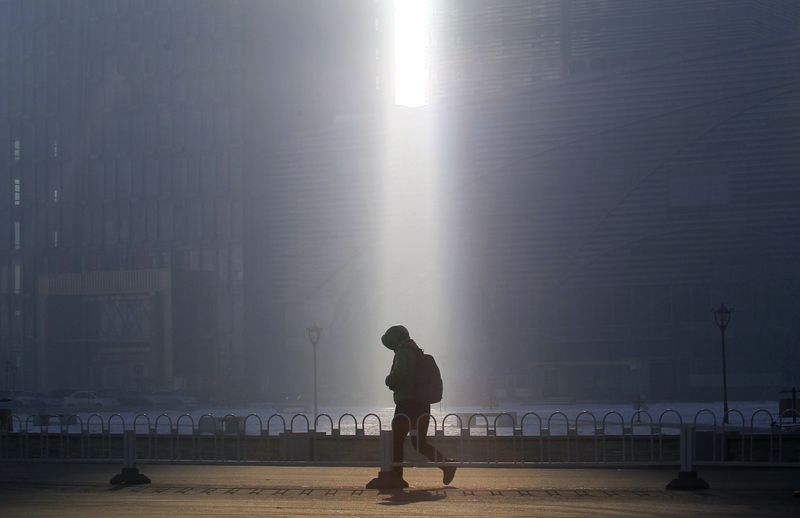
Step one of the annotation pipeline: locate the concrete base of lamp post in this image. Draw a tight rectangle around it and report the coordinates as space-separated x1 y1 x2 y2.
365 430 407 490
666 471 709 491
110 430 151 485
110 467 151 485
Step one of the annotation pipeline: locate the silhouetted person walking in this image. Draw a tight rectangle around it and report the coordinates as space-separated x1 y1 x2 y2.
367 325 455 489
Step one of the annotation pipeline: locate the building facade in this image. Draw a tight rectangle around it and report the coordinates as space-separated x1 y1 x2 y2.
0 0 248 396
2 0 799 403
438 0 800 400
0 0 387 400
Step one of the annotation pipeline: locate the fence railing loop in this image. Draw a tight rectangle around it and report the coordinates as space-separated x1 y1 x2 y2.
314 414 334 434
243 413 264 436
749 408 775 462
222 413 240 435
575 411 598 462
266 414 287 436
692 409 717 429
362 413 382 435
658 409 683 430
547 411 569 435
493 412 517 434
133 414 151 434
468 413 490 436
198 414 217 435
750 408 773 430
289 414 310 433
575 411 597 432
155 414 174 434
108 414 126 433
440 413 463 437
630 410 654 430
520 412 543 435
86 413 104 434
724 409 746 428
59 414 81 435
337 413 357 435
176 414 195 434
601 411 624 434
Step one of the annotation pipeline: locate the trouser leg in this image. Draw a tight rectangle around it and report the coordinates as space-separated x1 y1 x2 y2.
409 413 445 463
392 412 411 476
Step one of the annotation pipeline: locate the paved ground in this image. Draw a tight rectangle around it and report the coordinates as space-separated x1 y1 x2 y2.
1 462 798 517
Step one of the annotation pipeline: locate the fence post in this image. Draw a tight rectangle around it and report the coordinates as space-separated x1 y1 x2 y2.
666 425 708 490
110 430 151 485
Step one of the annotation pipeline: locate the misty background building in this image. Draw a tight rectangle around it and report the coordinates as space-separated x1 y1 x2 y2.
1 0 799 404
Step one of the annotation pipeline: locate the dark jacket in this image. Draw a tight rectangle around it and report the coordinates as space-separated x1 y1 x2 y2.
385 338 421 404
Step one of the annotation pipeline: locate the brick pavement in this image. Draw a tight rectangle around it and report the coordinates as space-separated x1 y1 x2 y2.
0 462 798 516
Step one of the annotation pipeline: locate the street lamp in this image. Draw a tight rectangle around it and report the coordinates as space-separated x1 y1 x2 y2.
712 303 733 425
307 325 321 419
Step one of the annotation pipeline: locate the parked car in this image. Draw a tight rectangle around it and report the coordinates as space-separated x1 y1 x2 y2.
97 389 149 408
50 388 78 402
62 391 119 409
145 390 198 410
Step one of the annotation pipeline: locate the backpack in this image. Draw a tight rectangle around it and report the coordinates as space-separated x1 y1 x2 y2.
414 352 443 404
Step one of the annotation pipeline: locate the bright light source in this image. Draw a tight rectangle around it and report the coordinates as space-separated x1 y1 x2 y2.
394 0 430 107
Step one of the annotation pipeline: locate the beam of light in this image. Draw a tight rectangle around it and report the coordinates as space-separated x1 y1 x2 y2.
373 108 445 406
394 0 430 107
346 0 446 406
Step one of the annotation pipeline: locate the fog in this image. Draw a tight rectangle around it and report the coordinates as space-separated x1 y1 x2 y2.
2 0 800 412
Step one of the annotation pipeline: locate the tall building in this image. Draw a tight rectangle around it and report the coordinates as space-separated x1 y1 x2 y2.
0 0 387 400
437 0 800 400
0 0 250 396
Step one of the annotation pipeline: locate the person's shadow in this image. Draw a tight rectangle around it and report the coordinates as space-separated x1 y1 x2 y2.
377 487 449 506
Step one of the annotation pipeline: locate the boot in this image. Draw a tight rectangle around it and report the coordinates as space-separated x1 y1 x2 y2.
442 460 457 485
366 470 409 489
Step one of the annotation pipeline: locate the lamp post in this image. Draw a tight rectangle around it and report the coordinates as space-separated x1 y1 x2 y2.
307 325 321 419
712 303 732 425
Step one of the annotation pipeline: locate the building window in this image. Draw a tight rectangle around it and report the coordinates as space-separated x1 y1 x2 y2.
52 188 59 202
13 179 21 205
53 229 59 248
231 246 243 282
13 262 21 293
189 249 200 271
52 139 59 158
13 139 21 161
13 221 21 249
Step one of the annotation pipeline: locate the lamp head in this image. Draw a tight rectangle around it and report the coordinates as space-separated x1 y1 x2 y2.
712 303 732 328
307 325 321 346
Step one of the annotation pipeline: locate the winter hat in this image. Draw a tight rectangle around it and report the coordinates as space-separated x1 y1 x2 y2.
381 325 410 350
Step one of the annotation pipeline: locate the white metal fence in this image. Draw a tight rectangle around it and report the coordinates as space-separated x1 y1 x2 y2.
1 408 798 468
